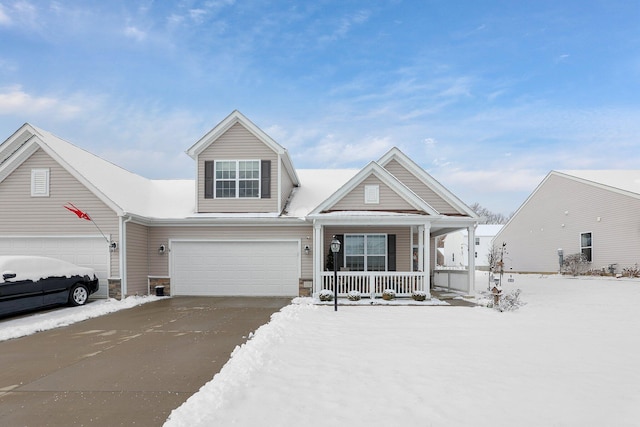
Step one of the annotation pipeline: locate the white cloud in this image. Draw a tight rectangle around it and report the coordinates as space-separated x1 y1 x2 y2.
124 25 146 41
0 3 11 25
0 85 81 118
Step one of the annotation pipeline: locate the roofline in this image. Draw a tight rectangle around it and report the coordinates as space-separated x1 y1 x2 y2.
377 147 478 218
185 110 299 185
309 161 440 216
555 170 640 200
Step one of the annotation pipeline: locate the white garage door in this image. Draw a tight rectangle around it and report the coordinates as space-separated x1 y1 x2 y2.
171 240 300 296
0 236 109 298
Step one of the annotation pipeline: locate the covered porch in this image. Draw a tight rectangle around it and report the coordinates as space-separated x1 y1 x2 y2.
311 214 479 299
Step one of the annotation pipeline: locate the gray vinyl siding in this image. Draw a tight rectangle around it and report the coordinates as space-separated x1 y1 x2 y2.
323 226 412 271
384 159 462 214
331 175 415 211
495 173 640 273
0 148 120 277
197 123 279 213
148 224 313 278
125 221 149 296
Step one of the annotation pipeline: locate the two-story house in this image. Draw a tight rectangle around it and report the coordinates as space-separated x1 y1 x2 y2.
0 111 480 299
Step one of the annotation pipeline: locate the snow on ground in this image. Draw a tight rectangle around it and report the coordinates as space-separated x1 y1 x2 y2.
0 295 161 342
165 273 640 427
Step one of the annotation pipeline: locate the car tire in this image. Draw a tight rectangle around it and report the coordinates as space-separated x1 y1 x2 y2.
69 284 89 306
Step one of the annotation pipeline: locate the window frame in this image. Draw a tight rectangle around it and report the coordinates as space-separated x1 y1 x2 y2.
580 232 593 262
344 233 387 272
214 160 261 199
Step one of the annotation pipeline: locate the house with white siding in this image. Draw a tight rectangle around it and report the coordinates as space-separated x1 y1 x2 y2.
442 224 503 270
0 110 480 299
493 170 640 274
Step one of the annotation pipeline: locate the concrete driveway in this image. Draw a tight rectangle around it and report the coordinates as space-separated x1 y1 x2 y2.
0 297 291 426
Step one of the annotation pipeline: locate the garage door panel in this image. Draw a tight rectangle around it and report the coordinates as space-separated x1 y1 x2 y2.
172 241 299 296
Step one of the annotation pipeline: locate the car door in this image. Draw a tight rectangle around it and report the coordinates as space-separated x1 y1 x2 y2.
42 276 73 306
0 276 44 316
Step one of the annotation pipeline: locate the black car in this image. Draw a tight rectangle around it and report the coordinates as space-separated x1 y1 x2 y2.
0 256 99 316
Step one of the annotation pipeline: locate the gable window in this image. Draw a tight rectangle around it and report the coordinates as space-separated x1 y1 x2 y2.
31 168 50 197
213 160 260 198
475 237 480 245
344 234 387 271
580 232 592 262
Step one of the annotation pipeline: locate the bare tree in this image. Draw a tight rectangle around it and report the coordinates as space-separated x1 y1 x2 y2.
469 202 511 224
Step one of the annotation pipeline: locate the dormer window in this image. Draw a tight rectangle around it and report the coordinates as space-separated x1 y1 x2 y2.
204 160 271 199
31 168 50 197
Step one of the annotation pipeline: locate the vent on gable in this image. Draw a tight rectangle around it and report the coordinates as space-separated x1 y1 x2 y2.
31 168 50 197
364 185 379 204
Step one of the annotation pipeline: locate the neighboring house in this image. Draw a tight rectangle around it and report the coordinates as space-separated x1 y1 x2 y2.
0 111 480 299
442 224 503 270
493 170 640 274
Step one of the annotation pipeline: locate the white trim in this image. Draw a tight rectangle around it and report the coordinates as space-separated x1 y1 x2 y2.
213 159 261 199
364 184 380 204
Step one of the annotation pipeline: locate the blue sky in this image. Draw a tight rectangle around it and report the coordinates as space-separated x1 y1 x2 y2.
1 0 638 215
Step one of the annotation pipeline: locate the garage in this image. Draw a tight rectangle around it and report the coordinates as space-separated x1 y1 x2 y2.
0 236 110 298
171 240 300 296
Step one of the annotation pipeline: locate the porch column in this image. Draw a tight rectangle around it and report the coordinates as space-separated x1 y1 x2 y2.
313 222 323 296
467 224 476 294
423 224 431 296
417 225 424 272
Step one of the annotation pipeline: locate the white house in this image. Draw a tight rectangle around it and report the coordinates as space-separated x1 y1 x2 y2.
0 111 481 299
442 224 503 270
493 170 640 274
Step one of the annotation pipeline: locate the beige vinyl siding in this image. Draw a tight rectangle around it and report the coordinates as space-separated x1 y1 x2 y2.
0 148 120 277
496 173 640 273
323 226 412 271
197 123 279 213
384 159 462 214
331 175 415 211
125 221 149 296
148 224 313 278
280 158 294 212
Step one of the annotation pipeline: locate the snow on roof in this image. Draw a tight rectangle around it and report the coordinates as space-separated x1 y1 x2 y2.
560 170 640 196
286 169 359 218
33 126 195 219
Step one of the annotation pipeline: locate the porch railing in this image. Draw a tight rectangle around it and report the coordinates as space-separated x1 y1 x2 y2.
320 271 426 298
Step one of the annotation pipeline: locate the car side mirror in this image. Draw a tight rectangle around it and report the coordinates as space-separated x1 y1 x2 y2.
3 272 17 281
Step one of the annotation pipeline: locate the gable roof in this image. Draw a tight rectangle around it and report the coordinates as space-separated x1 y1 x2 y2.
0 124 194 219
309 161 441 216
185 110 299 186
377 147 477 217
558 170 640 198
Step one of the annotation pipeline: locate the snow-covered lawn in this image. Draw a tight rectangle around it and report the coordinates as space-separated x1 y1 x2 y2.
0 295 161 342
165 273 640 427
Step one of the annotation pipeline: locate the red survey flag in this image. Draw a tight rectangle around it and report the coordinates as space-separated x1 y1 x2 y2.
64 203 91 221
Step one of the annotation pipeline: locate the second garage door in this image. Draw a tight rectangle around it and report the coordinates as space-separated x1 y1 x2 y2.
171 240 300 296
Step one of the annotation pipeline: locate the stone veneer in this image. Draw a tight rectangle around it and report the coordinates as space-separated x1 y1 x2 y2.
108 279 122 300
149 277 171 296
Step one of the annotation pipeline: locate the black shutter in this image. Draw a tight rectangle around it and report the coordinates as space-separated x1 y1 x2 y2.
387 234 396 271
261 160 271 198
335 234 344 270
204 160 214 199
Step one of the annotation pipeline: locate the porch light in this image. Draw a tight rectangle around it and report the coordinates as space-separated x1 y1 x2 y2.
330 236 341 312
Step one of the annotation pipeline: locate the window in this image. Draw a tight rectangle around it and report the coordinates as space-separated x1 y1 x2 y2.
580 232 592 262
344 234 387 271
364 185 379 204
475 237 480 246
214 160 260 198
31 168 50 197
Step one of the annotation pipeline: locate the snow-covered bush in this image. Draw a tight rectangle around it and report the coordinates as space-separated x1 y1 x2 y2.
382 289 396 300
347 290 361 301
488 289 525 312
563 253 588 276
622 264 640 278
411 290 427 301
319 289 334 301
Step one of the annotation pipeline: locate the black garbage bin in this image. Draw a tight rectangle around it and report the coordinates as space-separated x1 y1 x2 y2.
155 286 165 297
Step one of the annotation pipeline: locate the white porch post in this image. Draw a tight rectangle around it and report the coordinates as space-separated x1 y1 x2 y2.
467 224 476 294
313 222 323 296
423 224 431 296
417 225 424 272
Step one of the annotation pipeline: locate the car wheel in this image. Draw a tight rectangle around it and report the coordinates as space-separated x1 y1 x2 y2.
69 284 89 306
